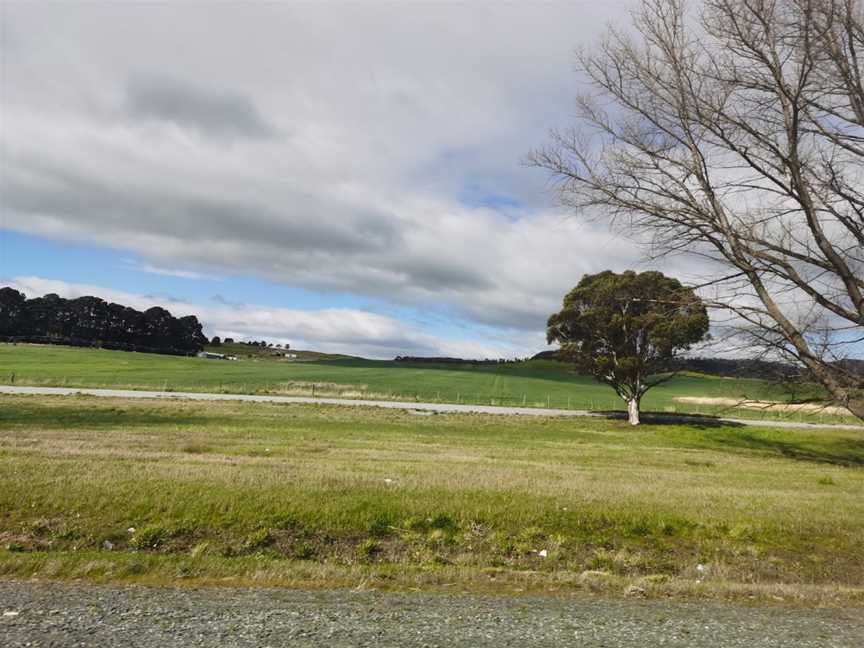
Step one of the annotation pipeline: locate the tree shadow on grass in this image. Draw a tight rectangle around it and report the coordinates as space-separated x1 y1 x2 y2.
0 403 210 431
596 410 864 466
594 410 746 429
711 432 864 468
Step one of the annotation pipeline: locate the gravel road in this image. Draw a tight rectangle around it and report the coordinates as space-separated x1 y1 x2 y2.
0 581 861 647
3 385 862 431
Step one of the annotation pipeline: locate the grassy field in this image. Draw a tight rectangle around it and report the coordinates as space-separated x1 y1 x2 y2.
0 343 852 423
1 394 863 604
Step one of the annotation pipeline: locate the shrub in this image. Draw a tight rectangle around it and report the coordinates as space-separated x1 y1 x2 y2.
357 539 381 563
242 528 273 552
129 525 166 550
292 542 316 560
368 514 392 538
429 513 456 531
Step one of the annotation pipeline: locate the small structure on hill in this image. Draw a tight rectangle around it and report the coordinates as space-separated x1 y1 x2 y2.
198 351 226 360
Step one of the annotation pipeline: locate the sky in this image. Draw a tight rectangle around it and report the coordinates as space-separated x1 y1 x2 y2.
0 0 683 359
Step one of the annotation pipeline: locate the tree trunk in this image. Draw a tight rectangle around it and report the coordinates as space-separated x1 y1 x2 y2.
849 395 864 422
627 398 640 426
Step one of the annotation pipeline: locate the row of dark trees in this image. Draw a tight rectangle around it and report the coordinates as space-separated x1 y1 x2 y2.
210 337 285 348
0 287 208 355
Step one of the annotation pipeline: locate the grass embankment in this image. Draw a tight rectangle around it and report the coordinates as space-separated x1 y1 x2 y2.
0 343 852 424
1 395 862 604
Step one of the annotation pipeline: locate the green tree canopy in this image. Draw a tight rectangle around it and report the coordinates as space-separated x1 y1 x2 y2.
547 270 709 425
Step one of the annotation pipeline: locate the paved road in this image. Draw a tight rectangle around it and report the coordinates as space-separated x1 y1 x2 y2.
2 384 862 431
1 581 861 648
3 384 863 431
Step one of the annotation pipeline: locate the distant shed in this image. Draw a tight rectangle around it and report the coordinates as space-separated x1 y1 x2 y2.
197 351 226 360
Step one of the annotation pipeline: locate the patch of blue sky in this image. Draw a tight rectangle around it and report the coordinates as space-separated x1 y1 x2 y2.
459 187 526 213
372 301 476 334
1 229 143 292
0 230 367 313
831 330 864 360
0 230 496 346
373 300 535 353
202 276 371 312
411 147 537 218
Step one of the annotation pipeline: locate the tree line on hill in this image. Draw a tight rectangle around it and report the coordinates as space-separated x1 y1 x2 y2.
0 287 208 355
396 350 814 382
394 356 521 365
533 350 795 380
533 350 864 381
210 336 288 349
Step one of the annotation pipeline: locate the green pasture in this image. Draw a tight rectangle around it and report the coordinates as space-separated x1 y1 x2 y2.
0 395 862 603
0 343 852 423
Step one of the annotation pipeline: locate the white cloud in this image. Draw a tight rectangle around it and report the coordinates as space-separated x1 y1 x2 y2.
5 275 537 360
132 263 220 281
0 1 644 335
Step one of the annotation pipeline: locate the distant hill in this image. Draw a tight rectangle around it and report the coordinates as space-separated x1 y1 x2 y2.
205 341 356 362
834 359 864 377
532 350 563 362
532 349 800 380
669 356 798 380
393 356 520 365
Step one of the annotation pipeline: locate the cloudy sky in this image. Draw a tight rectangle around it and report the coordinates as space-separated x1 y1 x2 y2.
0 0 684 358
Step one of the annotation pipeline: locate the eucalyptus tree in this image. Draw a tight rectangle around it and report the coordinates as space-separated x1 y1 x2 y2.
547 270 709 425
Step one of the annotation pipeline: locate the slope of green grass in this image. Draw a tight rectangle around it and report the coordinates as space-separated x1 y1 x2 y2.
206 342 353 361
1 395 862 603
0 343 851 423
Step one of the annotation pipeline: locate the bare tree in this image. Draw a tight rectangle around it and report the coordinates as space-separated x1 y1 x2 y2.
531 0 864 420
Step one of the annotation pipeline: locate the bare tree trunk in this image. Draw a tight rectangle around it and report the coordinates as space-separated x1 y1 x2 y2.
627 397 641 426
849 395 864 421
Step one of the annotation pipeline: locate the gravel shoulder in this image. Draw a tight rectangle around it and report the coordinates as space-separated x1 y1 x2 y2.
2 385 863 431
0 581 861 648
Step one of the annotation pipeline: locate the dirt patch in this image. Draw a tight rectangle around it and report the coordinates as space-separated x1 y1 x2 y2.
674 396 851 416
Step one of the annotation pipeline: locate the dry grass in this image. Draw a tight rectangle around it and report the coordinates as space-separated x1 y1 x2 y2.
2 552 862 607
675 396 853 417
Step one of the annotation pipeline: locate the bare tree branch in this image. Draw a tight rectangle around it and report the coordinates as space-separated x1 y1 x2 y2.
530 0 864 420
